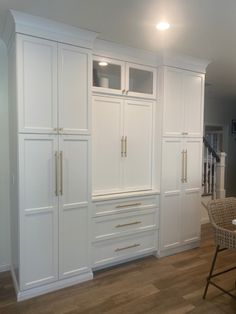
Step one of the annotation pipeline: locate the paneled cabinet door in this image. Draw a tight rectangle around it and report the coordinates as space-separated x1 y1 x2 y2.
92 96 123 195
160 138 182 250
17 34 58 134
123 99 153 191
182 138 202 243
58 44 91 134
19 134 58 290
59 135 90 279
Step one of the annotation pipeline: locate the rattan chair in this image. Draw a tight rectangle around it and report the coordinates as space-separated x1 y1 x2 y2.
203 197 236 299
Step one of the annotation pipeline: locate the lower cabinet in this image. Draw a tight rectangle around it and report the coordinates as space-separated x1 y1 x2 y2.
159 137 202 256
19 134 91 290
91 195 159 268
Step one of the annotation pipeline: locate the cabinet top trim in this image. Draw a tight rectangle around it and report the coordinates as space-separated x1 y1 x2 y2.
3 9 98 49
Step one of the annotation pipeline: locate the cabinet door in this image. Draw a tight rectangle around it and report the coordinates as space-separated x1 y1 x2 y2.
182 138 202 243
123 100 153 191
163 68 184 137
17 34 57 134
92 96 123 195
19 134 58 290
160 138 182 251
59 135 90 279
183 72 204 137
93 56 125 95
58 44 91 134
126 63 156 99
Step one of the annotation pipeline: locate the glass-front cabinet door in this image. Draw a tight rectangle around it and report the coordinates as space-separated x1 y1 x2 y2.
92 56 125 95
126 63 156 99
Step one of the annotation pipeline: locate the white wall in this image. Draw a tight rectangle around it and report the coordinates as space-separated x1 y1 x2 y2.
0 39 10 271
204 96 236 196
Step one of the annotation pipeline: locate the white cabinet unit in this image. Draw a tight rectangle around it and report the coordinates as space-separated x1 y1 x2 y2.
160 137 202 255
92 95 153 195
17 34 91 135
93 56 156 99
162 67 204 137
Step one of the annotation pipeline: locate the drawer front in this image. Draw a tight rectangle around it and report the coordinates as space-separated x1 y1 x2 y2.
92 231 157 268
93 195 158 216
92 209 158 241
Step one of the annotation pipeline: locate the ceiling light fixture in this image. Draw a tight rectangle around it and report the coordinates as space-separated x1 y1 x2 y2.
156 22 170 31
98 61 108 66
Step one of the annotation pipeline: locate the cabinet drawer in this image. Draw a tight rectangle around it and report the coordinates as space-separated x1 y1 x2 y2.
93 195 158 216
92 231 157 268
92 208 158 241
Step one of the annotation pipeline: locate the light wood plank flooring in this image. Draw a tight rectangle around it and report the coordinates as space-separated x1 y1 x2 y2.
1 224 236 314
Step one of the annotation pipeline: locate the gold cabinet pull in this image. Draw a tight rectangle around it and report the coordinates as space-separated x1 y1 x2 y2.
121 136 124 157
124 136 127 157
185 149 188 182
55 152 59 196
181 150 185 183
115 221 142 228
122 89 125 94
115 243 140 252
126 90 129 95
60 151 63 195
116 202 141 209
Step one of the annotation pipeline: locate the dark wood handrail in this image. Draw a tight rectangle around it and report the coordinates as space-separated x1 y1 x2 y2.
203 136 220 162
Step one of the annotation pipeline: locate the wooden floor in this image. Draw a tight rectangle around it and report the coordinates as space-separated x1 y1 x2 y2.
1 224 236 314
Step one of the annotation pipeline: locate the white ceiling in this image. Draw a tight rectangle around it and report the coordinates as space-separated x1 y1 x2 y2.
0 0 236 101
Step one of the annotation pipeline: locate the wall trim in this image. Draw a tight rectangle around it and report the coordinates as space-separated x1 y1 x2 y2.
0 264 10 273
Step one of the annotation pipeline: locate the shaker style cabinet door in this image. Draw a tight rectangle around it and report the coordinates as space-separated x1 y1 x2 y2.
19 134 58 290
123 99 153 191
17 34 58 134
59 135 90 279
58 44 91 134
92 96 124 195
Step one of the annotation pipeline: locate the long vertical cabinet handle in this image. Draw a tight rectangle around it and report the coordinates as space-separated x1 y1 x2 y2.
121 136 124 157
181 150 185 183
124 136 127 157
60 151 63 195
55 152 59 196
185 150 188 182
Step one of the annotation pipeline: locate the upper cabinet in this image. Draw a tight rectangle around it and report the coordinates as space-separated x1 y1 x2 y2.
92 56 156 99
162 67 204 138
17 34 91 135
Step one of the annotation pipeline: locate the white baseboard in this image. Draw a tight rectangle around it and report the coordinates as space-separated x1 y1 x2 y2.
0 264 10 273
157 241 200 258
15 271 93 302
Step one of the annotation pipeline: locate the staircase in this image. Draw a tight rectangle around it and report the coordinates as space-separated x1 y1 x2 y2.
201 136 226 223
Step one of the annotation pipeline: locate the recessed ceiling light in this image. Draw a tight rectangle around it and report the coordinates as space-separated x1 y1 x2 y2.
98 61 108 66
156 22 170 31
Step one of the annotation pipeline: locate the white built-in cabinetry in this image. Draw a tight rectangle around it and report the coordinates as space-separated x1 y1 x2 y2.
159 66 205 257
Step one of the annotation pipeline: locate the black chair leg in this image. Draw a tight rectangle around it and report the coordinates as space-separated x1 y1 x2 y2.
203 245 220 299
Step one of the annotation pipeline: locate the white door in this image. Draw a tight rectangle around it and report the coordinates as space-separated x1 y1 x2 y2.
17 34 57 134
162 68 184 137
182 138 202 243
19 134 58 290
59 135 90 279
160 138 182 251
58 44 91 134
123 99 153 191
92 96 123 195
183 72 204 137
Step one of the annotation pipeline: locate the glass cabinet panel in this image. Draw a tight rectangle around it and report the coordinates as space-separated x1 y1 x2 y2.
93 60 122 90
129 67 153 95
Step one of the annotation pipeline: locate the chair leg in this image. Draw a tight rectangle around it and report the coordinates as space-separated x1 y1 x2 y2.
203 245 220 299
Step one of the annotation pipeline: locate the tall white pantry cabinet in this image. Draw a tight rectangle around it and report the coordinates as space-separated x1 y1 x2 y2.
4 10 209 301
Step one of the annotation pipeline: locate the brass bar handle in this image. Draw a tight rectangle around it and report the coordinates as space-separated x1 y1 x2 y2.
124 136 127 157
122 89 125 95
60 151 63 195
121 136 124 157
115 243 140 252
126 90 129 95
55 152 59 196
115 221 142 228
116 202 142 209
185 149 188 182
181 150 185 183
